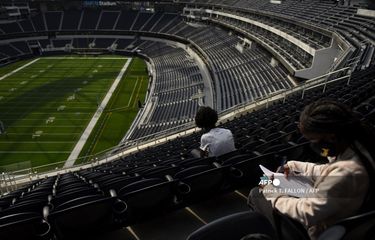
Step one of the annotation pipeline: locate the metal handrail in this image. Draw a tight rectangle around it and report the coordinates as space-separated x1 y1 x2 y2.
0 67 350 188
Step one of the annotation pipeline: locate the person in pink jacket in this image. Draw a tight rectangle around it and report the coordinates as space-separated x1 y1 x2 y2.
248 99 375 239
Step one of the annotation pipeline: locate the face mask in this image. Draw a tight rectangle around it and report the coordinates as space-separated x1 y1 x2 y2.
310 141 337 157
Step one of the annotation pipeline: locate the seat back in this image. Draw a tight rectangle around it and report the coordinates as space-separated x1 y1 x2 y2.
273 210 309 240
118 180 174 224
187 211 277 240
174 166 226 204
118 178 165 196
0 212 50 240
47 197 115 240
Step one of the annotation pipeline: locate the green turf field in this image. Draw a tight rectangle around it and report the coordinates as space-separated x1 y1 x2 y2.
0 56 148 172
79 58 149 162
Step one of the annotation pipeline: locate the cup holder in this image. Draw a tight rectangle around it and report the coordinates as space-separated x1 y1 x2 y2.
177 182 191 195
36 219 51 237
230 167 243 178
113 199 127 215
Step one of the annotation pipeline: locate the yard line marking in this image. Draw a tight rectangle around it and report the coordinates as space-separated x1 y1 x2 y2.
0 141 75 143
0 151 71 154
0 118 91 121
44 57 128 60
20 112 91 115
64 58 133 168
0 106 95 110
6 126 84 128
132 77 144 108
0 58 40 81
106 76 139 112
128 78 139 108
7 133 81 135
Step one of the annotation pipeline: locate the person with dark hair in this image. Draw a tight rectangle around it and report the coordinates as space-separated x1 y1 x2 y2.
193 106 236 157
248 99 375 239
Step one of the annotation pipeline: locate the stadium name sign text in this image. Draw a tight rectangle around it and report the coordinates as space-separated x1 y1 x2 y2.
84 1 117 7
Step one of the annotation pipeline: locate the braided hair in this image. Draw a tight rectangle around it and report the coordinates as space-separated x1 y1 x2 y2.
299 99 375 156
299 99 375 209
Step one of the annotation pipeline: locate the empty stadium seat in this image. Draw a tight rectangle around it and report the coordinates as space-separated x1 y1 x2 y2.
46 196 121 240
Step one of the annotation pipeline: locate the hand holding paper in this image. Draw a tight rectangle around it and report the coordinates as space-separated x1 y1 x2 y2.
259 165 314 198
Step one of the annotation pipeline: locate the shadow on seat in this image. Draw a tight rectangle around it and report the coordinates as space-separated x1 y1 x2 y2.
186 211 277 240
47 196 119 240
174 164 226 204
0 212 50 240
118 178 175 224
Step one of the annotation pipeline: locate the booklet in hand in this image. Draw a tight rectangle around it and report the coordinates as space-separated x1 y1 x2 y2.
259 165 314 198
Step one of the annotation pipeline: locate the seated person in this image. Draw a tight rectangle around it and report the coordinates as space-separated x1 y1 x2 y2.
248 99 375 239
192 106 236 158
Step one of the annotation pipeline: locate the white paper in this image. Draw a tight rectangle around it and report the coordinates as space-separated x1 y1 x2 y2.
259 165 314 198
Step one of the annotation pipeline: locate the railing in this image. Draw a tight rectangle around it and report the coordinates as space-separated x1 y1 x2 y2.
0 66 352 195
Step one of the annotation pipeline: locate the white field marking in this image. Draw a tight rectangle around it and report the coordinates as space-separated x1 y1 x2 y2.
0 151 71 154
67 94 76 101
20 81 28 85
39 70 45 73
45 117 55 124
126 81 138 107
105 72 140 112
64 58 132 168
0 105 95 109
8 133 81 135
127 78 140 107
8 112 91 115
57 105 66 111
43 57 128 60
2 118 91 121
0 141 75 143
32 130 43 139
132 77 144 108
6 126 84 128
0 96 3 100
0 58 40 81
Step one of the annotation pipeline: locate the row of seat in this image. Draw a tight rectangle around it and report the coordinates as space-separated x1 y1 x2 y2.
0 10 179 33
188 0 375 70
127 41 205 140
1 64 374 239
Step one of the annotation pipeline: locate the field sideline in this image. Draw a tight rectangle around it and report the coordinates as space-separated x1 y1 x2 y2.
0 56 149 172
78 57 149 163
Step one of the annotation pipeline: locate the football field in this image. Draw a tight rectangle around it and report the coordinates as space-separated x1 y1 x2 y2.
0 56 148 172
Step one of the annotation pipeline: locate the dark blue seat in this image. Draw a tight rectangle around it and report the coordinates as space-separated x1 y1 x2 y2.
118 178 175 223
0 199 48 217
143 166 181 178
227 153 275 188
47 196 119 240
174 165 226 204
187 211 276 240
99 175 142 192
0 212 50 240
